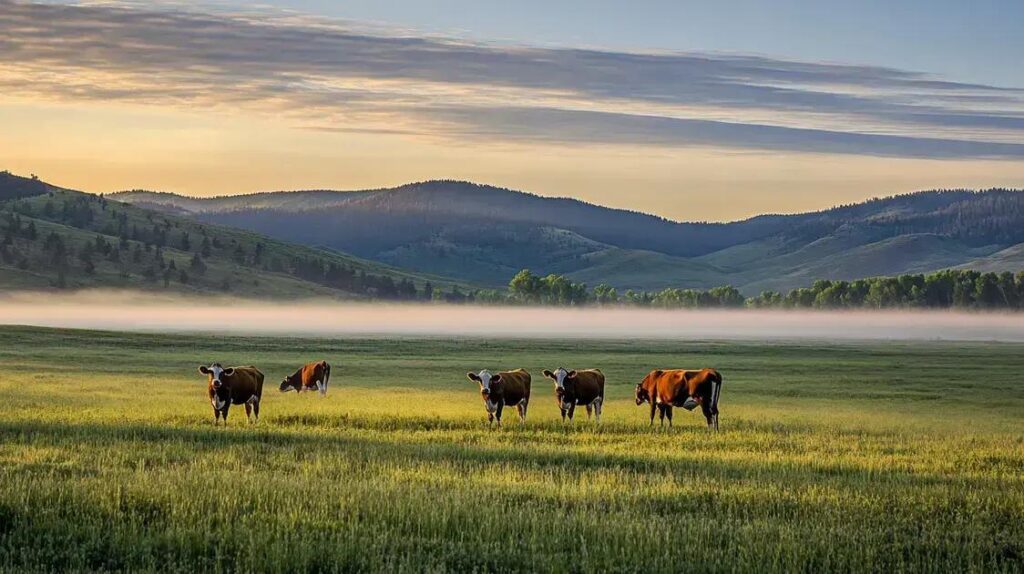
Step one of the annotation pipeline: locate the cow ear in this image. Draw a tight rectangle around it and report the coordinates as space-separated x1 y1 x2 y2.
198 366 210 375
467 372 480 382
653 370 663 377
491 374 502 384
567 370 578 378
542 370 554 379
223 368 235 376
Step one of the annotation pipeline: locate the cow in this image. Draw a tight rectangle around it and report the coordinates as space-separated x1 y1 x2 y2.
542 367 605 423
199 363 265 425
279 360 331 396
467 369 531 427
635 368 722 430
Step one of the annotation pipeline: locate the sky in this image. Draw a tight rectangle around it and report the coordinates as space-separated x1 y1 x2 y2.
1 0 1023 221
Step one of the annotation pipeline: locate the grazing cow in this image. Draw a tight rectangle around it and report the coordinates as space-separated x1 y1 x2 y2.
199 363 265 425
467 369 531 426
635 368 722 429
542 368 606 423
279 360 332 396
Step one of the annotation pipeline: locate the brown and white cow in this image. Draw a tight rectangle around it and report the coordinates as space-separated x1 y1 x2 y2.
199 363 265 425
635 368 722 430
279 360 331 396
542 367 605 423
467 369 531 427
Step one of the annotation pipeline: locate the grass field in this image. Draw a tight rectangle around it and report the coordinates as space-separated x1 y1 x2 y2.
0 325 1021 572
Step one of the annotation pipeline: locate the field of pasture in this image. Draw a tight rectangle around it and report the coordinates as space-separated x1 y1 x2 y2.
0 325 1021 572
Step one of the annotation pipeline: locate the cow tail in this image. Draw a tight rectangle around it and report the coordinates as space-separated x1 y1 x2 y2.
323 362 331 389
711 370 722 410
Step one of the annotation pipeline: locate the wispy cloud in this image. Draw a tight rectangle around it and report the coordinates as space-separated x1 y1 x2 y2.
425 107 1024 159
2 0 1024 158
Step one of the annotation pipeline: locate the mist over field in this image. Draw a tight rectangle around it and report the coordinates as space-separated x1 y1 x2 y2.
1 291 1022 342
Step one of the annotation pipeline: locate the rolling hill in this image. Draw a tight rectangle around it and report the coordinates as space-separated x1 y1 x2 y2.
113 180 1024 293
0 172 466 298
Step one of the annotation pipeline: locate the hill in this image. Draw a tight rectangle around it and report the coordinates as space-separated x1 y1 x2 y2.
0 172 466 299
114 181 1024 293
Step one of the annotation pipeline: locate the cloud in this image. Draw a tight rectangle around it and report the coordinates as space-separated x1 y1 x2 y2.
425 106 1024 159
1 0 1023 158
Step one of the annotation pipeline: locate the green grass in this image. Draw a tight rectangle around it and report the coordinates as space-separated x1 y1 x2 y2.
0 326 1021 572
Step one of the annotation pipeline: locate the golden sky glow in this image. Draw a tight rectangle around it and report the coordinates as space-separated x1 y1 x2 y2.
2 1 1023 221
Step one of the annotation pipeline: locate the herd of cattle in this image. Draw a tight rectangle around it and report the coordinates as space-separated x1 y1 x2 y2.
199 361 724 429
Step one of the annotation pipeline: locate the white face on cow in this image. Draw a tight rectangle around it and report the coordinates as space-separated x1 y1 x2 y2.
553 367 570 389
544 367 577 409
467 369 501 413
199 363 235 390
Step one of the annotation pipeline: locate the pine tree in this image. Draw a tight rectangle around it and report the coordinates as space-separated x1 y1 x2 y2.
190 252 207 276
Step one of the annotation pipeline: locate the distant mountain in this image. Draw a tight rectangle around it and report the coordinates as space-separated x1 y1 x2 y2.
114 180 1024 293
0 172 464 298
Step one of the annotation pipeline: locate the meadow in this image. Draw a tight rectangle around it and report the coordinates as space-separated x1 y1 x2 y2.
0 325 1021 572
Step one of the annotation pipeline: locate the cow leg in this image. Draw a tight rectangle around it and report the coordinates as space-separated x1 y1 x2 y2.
561 408 567 422
246 396 260 424
701 400 714 429
593 397 603 424
665 405 673 428
213 408 220 425
585 404 593 419
487 412 495 426
316 380 326 396
649 402 657 426
658 405 666 427
567 404 576 422
221 405 229 424
495 404 504 428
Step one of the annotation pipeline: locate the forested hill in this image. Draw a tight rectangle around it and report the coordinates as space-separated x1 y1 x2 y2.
0 172 466 299
114 181 1024 293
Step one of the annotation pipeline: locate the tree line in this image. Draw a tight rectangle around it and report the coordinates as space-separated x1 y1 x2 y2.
468 269 1024 310
6 192 1023 308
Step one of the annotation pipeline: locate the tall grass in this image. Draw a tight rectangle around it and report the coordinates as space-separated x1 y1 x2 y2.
0 327 1021 572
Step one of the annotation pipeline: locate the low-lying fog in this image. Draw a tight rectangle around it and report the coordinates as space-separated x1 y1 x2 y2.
1 291 1022 342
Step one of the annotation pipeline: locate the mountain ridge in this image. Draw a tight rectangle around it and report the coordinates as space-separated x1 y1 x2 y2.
111 179 1024 293
111 180 1015 226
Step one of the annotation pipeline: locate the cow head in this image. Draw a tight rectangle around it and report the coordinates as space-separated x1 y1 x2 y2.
543 368 578 411
199 363 235 391
635 370 661 406
279 372 302 393
467 370 503 413
634 382 650 406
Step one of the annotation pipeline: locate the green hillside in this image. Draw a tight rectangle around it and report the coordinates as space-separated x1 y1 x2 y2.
0 172 465 298
959 243 1024 273
562 247 729 290
733 234 993 293
116 182 1024 293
